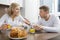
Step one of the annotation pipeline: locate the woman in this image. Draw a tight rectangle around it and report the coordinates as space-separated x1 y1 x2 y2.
0 3 30 30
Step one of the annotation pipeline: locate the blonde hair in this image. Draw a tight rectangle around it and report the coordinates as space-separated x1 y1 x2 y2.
8 3 20 16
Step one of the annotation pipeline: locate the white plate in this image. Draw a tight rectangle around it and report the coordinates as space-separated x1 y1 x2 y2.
8 33 27 39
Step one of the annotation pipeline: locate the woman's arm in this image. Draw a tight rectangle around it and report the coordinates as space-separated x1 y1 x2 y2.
0 14 7 26
23 18 30 25
0 14 8 30
19 15 30 25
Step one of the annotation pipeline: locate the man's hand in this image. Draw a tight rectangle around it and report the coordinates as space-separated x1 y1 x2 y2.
33 24 43 30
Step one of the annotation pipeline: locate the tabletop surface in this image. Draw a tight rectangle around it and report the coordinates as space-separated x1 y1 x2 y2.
0 32 60 40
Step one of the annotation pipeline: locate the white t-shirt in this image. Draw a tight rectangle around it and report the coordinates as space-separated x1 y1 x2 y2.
38 14 60 32
0 14 25 26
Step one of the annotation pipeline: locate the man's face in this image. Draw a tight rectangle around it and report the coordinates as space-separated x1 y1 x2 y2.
39 9 48 18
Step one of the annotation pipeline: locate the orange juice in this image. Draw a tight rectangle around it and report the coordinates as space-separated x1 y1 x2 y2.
7 24 11 29
30 28 35 33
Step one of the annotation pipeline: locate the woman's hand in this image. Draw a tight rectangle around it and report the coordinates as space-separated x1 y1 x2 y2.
0 27 2 30
24 18 30 25
1 24 8 30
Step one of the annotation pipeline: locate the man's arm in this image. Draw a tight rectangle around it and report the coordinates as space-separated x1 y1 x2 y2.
42 15 60 32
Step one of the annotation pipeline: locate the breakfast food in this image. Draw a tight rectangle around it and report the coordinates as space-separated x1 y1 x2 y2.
18 30 27 38
10 27 27 38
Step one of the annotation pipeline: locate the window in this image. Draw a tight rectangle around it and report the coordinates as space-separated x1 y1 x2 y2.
40 0 54 13
58 0 60 12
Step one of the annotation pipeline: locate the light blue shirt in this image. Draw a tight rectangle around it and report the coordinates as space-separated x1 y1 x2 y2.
37 14 60 32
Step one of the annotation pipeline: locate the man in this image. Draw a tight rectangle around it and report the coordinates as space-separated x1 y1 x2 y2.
34 6 60 32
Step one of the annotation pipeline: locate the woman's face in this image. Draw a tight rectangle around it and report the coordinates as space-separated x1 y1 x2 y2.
12 6 20 16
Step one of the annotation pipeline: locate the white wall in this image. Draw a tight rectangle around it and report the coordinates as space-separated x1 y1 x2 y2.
25 0 40 23
0 0 23 7
9 0 23 7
